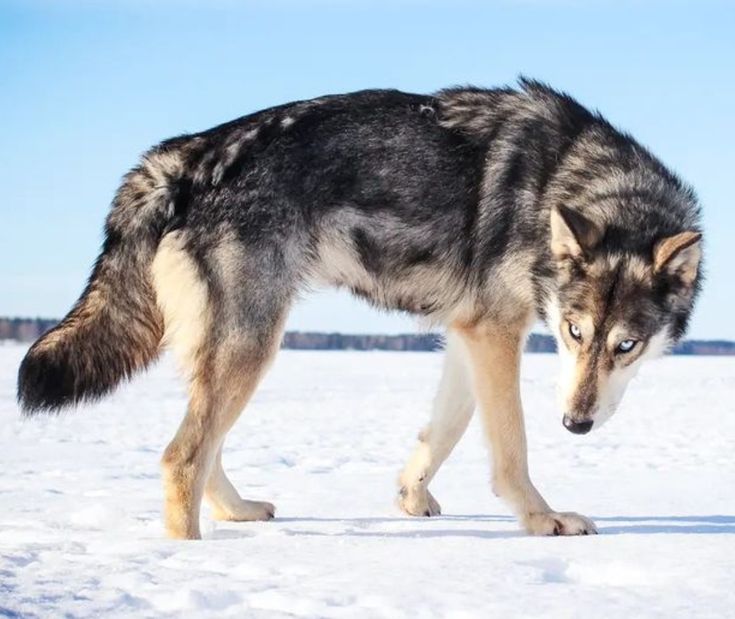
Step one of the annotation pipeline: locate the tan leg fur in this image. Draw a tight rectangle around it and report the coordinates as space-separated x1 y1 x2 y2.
453 317 597 536
152 233 283 540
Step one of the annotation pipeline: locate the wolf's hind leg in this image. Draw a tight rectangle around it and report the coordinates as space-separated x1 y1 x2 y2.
161 330 283 540
398 332 475 517
205 447 275 521
153 231 293 539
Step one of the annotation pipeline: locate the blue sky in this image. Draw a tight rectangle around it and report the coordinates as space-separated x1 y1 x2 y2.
2 0 733 338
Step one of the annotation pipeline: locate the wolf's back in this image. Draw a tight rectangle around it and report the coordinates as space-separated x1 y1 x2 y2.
17 146 187 413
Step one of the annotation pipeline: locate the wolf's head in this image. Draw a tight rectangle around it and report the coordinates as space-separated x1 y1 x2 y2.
546 205 702 434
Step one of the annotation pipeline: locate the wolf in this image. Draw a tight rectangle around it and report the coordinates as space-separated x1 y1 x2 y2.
18 79 702 539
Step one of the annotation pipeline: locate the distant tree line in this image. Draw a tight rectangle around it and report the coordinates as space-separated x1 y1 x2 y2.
282 330 443 351
1 317 734 355
0 318 59 343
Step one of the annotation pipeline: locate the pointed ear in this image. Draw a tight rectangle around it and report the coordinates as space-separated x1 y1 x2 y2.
653 231 702 286
550 205 603 260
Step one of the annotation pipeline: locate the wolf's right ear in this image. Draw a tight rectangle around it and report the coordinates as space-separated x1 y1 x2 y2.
653 231 702 287
550 205 603 260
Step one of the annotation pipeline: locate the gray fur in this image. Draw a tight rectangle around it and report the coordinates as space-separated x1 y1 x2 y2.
18 78 701 414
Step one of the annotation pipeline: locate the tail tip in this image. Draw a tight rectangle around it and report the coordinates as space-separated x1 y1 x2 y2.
17 344 75 415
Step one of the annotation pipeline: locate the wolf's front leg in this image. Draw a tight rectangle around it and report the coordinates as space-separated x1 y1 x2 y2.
398 332 475 516
453 319 597 536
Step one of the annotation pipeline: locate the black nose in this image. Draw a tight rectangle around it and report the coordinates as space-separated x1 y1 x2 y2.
563 416 594 435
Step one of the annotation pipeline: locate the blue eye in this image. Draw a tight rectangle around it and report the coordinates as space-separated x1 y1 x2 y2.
617 339 637 353
568 322 582 340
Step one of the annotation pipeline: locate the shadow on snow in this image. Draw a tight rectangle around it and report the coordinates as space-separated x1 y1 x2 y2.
208 514 735 540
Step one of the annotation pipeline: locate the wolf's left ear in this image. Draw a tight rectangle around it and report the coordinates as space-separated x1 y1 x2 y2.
550 205 603 260
653 231 702 286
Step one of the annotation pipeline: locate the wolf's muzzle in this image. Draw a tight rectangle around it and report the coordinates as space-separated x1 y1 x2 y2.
563 415 594 435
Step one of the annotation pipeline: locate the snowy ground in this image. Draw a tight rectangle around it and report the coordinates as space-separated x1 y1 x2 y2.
1 342 734 618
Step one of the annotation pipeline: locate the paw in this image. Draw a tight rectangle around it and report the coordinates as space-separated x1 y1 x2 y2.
212 500 275 522
397 486 441 517
523 511 597 536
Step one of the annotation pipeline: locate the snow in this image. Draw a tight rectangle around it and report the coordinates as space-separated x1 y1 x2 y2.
1 342 734 618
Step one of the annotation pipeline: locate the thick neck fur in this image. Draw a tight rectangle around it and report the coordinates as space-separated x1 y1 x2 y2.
437 79 701 322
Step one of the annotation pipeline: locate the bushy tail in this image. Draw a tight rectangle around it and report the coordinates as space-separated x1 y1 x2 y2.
18 146 188 413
